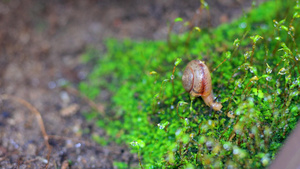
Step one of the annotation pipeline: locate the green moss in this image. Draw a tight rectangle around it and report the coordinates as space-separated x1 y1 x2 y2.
80 0 300 168
113 161 129 169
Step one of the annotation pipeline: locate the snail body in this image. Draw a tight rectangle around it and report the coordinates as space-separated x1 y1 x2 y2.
182 60 222 111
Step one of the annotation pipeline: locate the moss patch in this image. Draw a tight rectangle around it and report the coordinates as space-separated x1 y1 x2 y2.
80 0 300 168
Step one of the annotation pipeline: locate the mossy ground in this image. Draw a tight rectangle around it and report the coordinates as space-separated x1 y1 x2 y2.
80 0 300 168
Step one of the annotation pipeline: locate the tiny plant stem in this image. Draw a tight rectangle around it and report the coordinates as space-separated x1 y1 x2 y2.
185 7 202 46
164 123 170 133
172 64 177 97
250 42 256 65
282 106 290 137
263 38 269 58
153 80 168 113
288 17 297 48
272 57 284 73
241 81 252 98
271 40 280 57
197 122 203 135
207 11 213 28
228 118 240 142
291 57 300 76
282 76 290 108
212 36 241 73
167 22 174 47
219 125 229 140
212 58 228 73
229 133 236 142
185 28 194 47
225 80 241 114
182 142 191 156
176 104 184 119
244 82 255 98
283 104 291 126
179 142 183 156
138 148 144 169
228 64 242 85
189 139 201 164
219 118 235 140
271 90 278 123
159 81 168 101
190 96 195 114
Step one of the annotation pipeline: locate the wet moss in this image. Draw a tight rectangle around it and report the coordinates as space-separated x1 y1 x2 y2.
80 0 300 168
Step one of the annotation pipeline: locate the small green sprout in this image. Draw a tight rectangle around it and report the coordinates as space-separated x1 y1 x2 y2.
174 17 183 22
250 35 263 44
233 39 240 48
149 71 157 75
174 58 182 66
194 27 201 32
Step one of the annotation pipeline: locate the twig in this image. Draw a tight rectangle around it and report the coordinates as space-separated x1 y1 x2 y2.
0 94 50 150
0 94 52 169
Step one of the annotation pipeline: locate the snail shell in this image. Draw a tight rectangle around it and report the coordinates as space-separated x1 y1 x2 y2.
182 60 222 111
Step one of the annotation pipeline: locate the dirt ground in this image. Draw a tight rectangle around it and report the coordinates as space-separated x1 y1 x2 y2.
0 0 264 168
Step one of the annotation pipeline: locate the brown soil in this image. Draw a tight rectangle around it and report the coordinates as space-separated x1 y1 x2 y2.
0 0 264 168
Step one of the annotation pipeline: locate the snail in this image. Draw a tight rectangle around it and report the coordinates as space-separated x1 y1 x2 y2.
182 60 222 111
